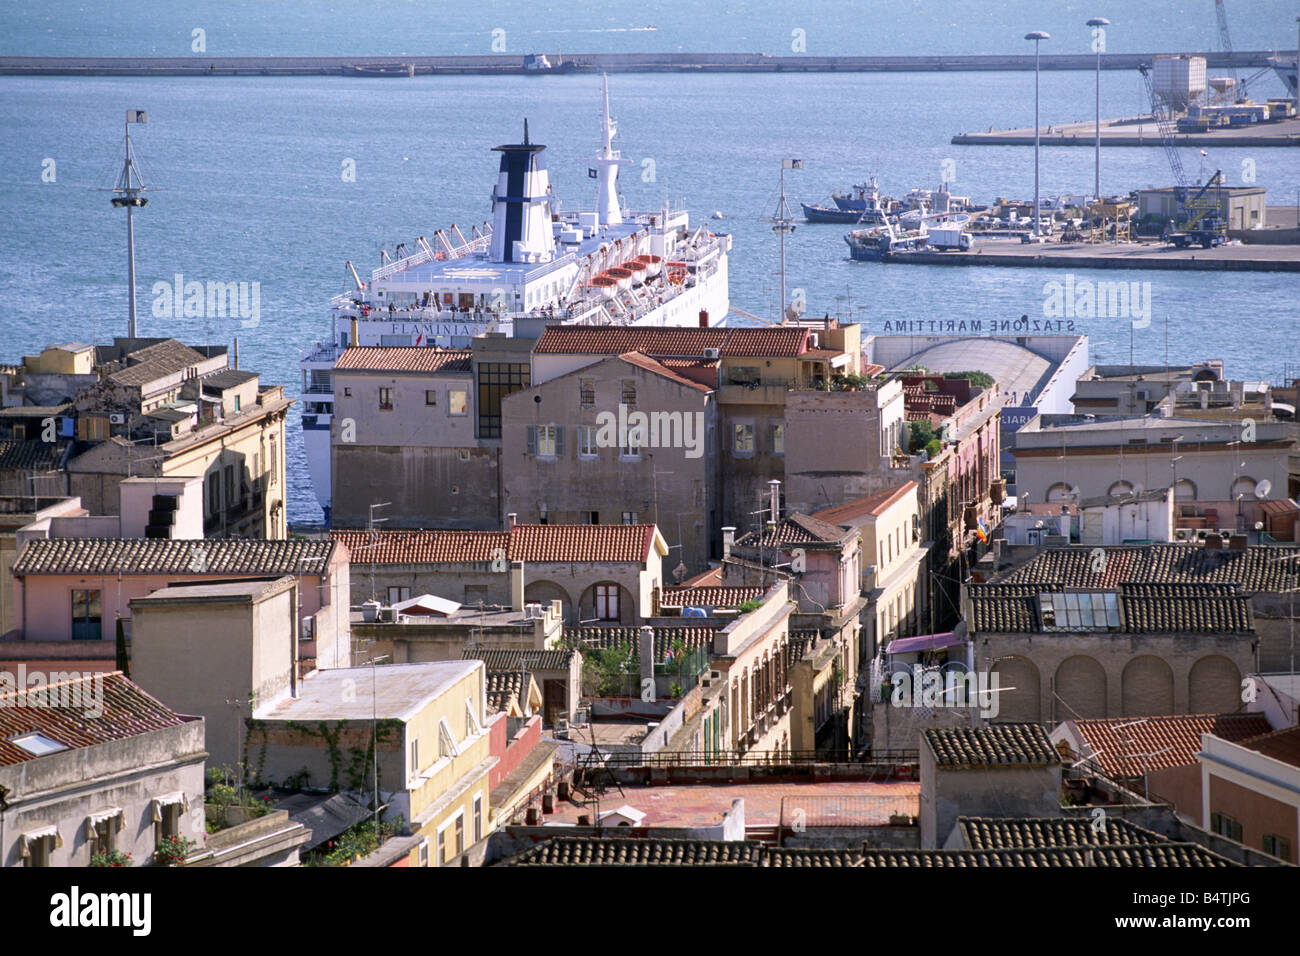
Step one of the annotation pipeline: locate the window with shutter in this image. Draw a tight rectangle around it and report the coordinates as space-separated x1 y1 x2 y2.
526 425 538 455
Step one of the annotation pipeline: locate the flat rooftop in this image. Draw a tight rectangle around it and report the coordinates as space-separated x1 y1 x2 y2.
258 661 479 722
545 780 920 828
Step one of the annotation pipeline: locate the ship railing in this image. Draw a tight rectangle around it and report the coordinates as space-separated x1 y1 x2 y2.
301 344 343 364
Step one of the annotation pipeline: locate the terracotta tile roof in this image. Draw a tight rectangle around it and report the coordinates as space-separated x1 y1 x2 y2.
811 482 917 524
12 538 336 576
331 524 659 565
502 838 762 866
0 440 69 471
679 565 723 587
995 544 1300 594
485 670 528 713
1068 714 1272 779
334 346 473 373
968 582 1255 634
660 585 765 608
508 524 658 563
614 352 713 393
957 817 1169 849
534 325 810 358
858 845 1232 867
1235 724 1300 770
925 724 1061 768
737 513 852 548
462 647 574 671
501 836 1233 867
758 848 866 867
567 625 717 664
0 671 193 767
330 529 508 564
108 339 209 386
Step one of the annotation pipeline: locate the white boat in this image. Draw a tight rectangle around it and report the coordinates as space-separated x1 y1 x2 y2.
300 77 731 523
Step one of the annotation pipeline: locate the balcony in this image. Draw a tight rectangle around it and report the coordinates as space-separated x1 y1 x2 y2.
717 383 792 406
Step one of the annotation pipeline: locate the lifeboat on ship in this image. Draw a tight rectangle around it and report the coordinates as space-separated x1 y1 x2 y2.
637 254 663 278
606 267 634 291
588 274 618 299
625 259 648 285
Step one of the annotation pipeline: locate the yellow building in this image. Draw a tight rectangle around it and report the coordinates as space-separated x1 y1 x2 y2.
256 661 497 866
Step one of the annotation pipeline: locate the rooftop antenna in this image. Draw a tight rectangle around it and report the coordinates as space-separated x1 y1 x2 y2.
763 159 801 322
111 109 150 340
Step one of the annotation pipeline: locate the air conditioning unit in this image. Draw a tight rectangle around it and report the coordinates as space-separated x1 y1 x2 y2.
376 607 397 623
524 602 545 619
109 413 126 425
702 348 720 359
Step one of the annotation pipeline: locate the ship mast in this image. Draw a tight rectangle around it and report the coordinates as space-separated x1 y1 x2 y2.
594 74 629 226
111 109 149 340
764 159 801 321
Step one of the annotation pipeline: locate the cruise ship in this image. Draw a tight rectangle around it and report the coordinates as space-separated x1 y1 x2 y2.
300 77 731 522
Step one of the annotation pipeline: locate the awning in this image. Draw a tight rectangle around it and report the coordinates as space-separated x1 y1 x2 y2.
84 807 124 838
152 791 189 822
20 824 62 857
886 632 964 656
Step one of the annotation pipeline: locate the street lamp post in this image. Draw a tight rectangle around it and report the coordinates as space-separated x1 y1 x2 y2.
1086 18 1110 203
1025 31 1051 237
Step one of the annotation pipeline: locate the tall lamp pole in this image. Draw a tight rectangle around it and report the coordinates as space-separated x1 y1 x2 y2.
1025 32 1051 237
1087 18 1110 203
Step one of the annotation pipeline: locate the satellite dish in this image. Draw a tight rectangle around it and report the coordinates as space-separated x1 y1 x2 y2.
1256 480 1272 498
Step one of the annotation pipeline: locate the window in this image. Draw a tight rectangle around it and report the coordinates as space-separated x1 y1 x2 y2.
476 363 529 437
13 425 24 440
71 590 101 641
88 816 117 859
226 464 237 505
343 387 352 397
157 803 182 843
418 839 429 867
1038 591 1122 632
378 387 393 410
454 814 465 856
473 794 483 842
23 833 56 867
435 828 445 867
733 423 754 454
621 381 637 406
11 732 66 756
621 426 640 458
1263 834 1292 861
448 387 468 416
387 586 411 605
528 424 562 457
622 512 638 524
269 435 278 486
729 366 760 385
409 738 420 777
578 425 598 458
438 716 460 758
772 423 785 455
579 379 596 407
425 389 438 406
584 511 599 525
1210 812 1243 842
595 584 619 621
208 473 221 517
234 395 242 413
78 416 109 442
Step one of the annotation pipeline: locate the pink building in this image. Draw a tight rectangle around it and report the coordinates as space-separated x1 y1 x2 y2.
8 538 350 671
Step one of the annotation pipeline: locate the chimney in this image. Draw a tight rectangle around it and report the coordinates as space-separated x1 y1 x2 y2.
698 309 709 328
1200 389 1208 410
768 479 782 527
507 512 518 528
722 526 736 560
510 560 525 611
638 625 656 695
350 315 359 347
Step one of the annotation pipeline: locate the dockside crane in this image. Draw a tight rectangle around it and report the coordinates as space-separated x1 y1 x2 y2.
1213 0 1247 102
1137 63 1229 249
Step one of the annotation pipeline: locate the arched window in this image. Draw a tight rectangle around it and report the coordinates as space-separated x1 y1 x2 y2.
1230 476 1257 500
1046 482 1074 502
1107 480 1134 497
1173 478 1197 501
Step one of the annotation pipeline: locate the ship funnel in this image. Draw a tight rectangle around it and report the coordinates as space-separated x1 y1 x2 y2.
489 120 555 264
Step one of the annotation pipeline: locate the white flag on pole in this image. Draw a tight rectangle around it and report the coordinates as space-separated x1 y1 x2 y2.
782 159 803 169
126 109 148 124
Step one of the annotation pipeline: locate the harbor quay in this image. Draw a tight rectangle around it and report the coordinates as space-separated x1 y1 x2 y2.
880 238 1300 272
